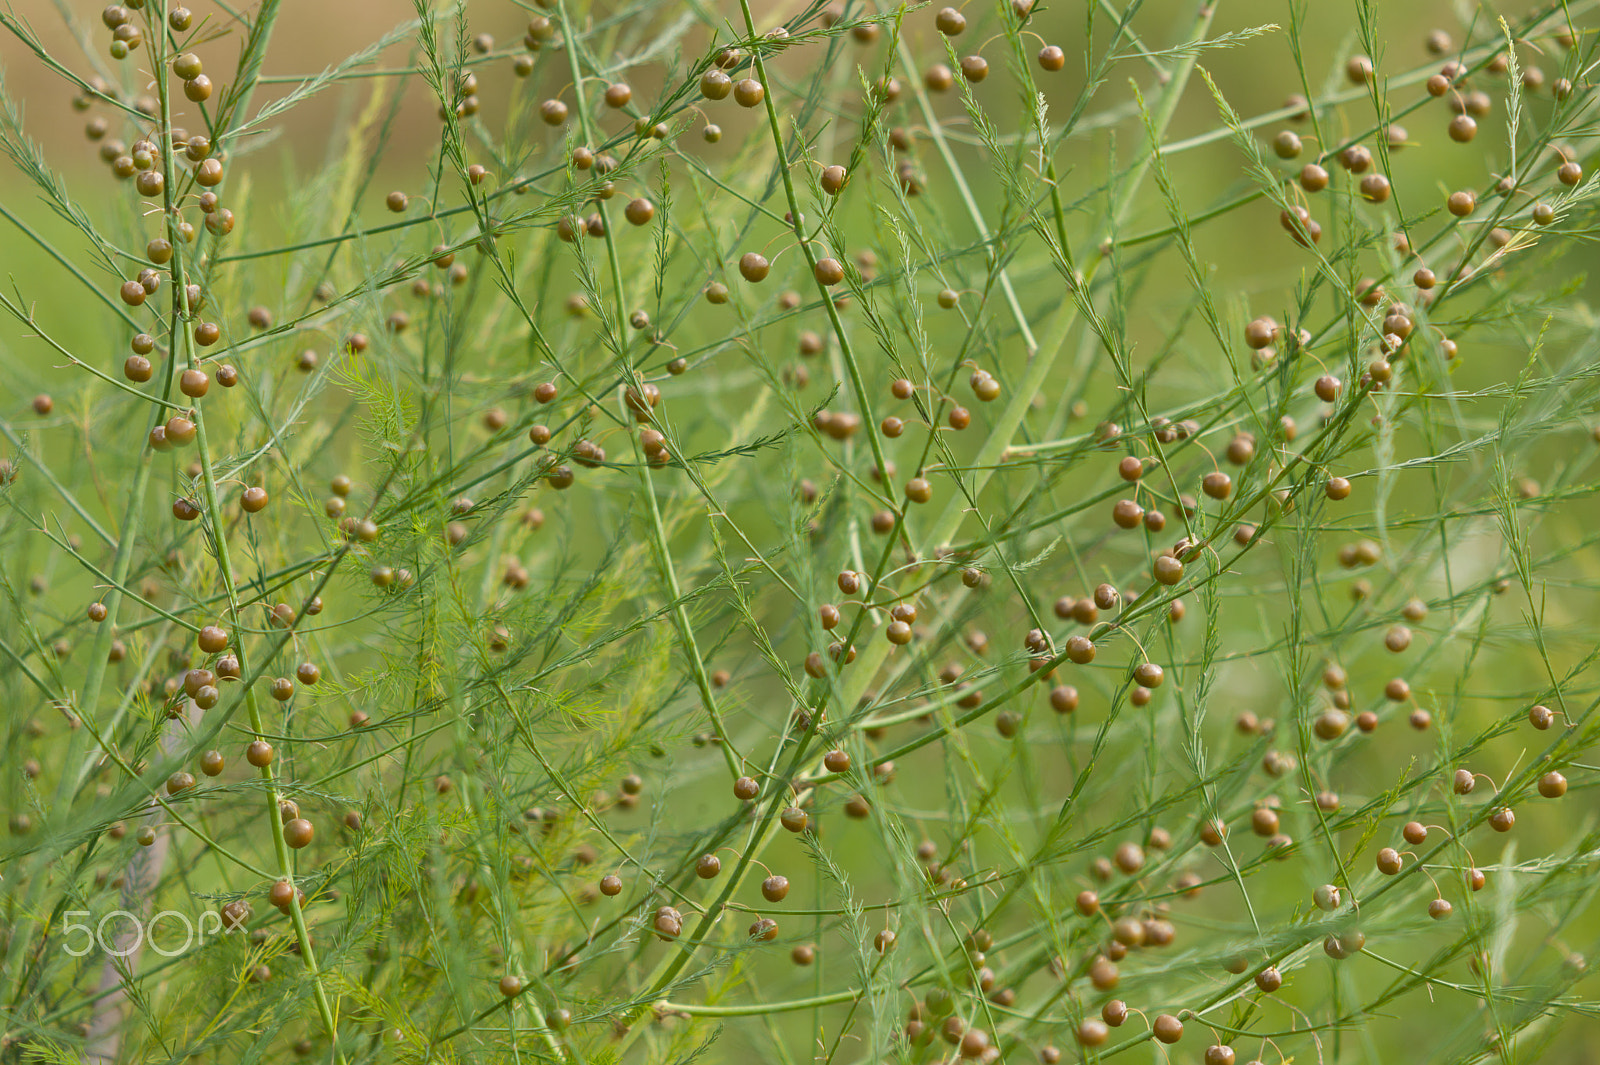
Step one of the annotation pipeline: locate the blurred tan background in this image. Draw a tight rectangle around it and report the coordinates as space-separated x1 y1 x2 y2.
2 0 1456 179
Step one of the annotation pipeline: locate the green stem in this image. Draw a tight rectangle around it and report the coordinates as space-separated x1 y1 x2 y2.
739 3 895 506
152 0 345 1056
838 0 1220 714
0 420 114 547
553 0 742 774
889 20 1036 351
47 253 163 802
0 202 142 329
661 987 863 1017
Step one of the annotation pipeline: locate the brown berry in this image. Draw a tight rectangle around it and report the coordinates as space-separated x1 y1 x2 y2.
283 818 314 849
739 252 770 282
1299 164 1329 192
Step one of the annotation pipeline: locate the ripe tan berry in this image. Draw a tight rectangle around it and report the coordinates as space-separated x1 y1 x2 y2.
1339 145 1373 173
283 817 314 848
1202 470 1232 499
1299 164 1329 192
624 198 655 226
733 79 765 107
739 252 770 282
1359 173 1391 203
